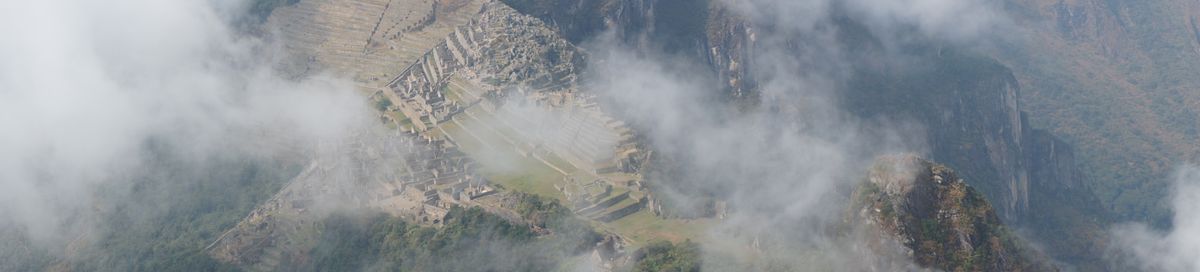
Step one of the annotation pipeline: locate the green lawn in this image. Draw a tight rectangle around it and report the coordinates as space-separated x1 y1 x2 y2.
438 113 566 201
603 210 711 247
483 165 564 201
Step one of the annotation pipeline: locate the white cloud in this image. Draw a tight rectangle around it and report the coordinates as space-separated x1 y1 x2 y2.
843 0 1007 42
1112 165 1200 272
581 0 1009 268
584 34 927 269
722 0 1008 43
0 0 370 245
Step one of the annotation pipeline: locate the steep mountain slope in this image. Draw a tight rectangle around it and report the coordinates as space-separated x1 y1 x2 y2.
500 0 755 96
500 0 1110 268
852 156 1057 271
844 48 1110 267
994 0 1200 225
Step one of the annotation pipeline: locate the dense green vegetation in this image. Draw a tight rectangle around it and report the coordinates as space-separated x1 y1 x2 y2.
631 240 702 272
246 0 299 23
502 0 712 54
293 194 601 271
301 207 542 271
649 0 711 53
510 192 603 251
853 159 1055 271
0 226 55 272
996 0 1200 228
500 0 613 43
374 97 393 111
4 144 600 272
69 141 302 271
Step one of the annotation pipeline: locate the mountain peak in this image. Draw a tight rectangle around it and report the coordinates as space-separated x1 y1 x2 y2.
853 155 1058 271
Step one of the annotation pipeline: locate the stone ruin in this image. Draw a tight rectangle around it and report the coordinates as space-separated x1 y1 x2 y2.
206 130 498 270
212 2 656 269
371 2 653 224
379 2 645 176
556 176 648 222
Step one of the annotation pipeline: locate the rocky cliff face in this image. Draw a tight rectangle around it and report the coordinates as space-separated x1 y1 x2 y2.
994 0 1200 225
502 0 756 97
844 48 1110 268
852 155 1057 271
844 50 1036 221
